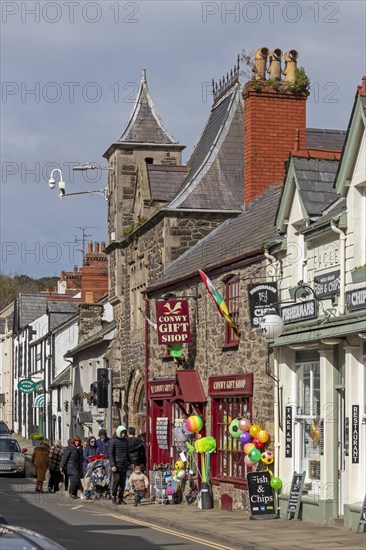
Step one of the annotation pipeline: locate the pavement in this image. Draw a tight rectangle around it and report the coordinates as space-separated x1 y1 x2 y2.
13 434 366 550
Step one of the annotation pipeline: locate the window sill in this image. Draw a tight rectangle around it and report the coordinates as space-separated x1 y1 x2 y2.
221 342 239 351
211 476 248 489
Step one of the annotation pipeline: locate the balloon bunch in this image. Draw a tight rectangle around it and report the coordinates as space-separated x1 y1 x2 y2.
227 417 282 490
183 416 216 484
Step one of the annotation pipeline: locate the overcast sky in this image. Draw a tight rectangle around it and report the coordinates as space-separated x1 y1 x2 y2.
1 0 365 278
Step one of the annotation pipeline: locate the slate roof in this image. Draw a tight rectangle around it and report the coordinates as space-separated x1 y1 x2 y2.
292 157 339 217
48 300 80 331
147 165 189 201
50 366 71 388
147 186 282 291
169 83 244 210
65 321 115 358
302 197 347 233
306 128 347 151
14 293 48 331
118 70 178 145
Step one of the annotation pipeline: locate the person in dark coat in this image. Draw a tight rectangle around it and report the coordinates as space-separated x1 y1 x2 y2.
137 433 146 470
108 426 132 505
48 440 64 493
83 436 98 476
60 436 83 499
96 429 110 455
124 427 144 495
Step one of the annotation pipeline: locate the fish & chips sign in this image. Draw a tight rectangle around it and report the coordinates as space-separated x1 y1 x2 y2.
156 299 191 345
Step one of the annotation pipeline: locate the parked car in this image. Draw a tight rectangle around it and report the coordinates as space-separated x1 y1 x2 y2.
0 524 66 549
0 421 12 436
0 438 27 477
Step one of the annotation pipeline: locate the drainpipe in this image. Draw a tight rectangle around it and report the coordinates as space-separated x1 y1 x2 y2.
143 294 150 475
273 351 280 479
330 222 346 314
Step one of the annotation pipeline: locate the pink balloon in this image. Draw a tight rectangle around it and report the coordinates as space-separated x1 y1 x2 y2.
238 418 252 432
244 455 254 467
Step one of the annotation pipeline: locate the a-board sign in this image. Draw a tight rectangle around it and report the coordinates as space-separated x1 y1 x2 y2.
356 494 366 533
286 471 306 520
247 471 278 520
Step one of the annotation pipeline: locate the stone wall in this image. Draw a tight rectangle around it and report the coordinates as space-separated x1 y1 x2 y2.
147 258 274 510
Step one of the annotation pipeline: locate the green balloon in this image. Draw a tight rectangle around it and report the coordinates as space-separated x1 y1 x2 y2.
270 477 283 490
229 418 243 439
248 448 261 462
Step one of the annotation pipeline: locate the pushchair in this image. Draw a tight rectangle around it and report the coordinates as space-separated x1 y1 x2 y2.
84 454 111 500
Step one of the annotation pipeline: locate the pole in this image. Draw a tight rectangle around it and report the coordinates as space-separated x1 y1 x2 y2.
144 294 150 475
107 368 113 437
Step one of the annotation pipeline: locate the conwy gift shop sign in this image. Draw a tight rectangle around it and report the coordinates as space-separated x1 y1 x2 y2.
156 299 191 345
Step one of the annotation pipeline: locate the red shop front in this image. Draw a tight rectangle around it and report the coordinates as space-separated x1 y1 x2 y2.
148 371 207 469
209 373 253 492
148 378 175 468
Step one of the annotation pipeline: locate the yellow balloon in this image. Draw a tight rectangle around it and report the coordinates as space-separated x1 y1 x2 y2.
257 430 269 443
249 424 261 438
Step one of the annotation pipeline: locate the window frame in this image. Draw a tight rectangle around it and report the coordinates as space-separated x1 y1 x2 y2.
211 395 252 488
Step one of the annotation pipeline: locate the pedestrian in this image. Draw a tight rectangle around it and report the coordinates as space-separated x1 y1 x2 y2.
137 433 146 470
108 426 132 505
96 429 110 455
60 436 83 499
83 436 98 476
125 427 144 496
64 437 72 491
48 439 64 493
32 440 51 493
128 465 149 506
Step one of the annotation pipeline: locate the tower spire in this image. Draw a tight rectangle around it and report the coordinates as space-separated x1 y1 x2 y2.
118 70 177 144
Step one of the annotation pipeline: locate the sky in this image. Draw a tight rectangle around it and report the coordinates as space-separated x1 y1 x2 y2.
1 0 365 278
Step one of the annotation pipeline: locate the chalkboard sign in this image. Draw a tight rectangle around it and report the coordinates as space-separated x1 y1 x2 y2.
286 471 306 520
247 471 278 520
356 494 366 533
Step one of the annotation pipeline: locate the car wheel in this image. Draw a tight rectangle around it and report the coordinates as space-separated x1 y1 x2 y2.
17 470 26 478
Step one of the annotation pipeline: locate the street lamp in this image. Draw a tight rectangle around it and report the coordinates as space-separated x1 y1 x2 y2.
48 168 65 196
48 163 112 201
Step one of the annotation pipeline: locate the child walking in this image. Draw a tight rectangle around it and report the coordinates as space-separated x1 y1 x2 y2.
128 465 149 506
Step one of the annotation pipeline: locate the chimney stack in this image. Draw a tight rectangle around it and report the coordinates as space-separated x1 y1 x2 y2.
243 47 308 204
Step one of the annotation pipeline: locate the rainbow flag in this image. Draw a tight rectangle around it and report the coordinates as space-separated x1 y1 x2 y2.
198 270 240 340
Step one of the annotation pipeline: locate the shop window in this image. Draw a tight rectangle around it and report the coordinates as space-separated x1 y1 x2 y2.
296 361 321 489
225 275 240 345
211 397 251 483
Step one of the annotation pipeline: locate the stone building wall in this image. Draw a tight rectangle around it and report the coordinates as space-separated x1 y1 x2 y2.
109 211 238 430
147 258 274 510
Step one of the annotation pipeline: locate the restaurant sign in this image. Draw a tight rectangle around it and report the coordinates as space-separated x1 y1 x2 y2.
155 299 191 345
281 299 318 324
247 282 278 328
313 270 340 298
346 287 366 312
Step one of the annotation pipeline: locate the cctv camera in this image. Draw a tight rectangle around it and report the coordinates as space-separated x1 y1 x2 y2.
49 177 56 189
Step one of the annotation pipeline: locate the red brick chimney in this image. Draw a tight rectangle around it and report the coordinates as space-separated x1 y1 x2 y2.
243 47 308 204
80 243 108 302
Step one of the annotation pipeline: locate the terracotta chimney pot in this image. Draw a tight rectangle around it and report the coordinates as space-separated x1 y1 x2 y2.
268 49 283 81
95 242 100 253
283 50 299 83
254 47 269 80
87 242 93 253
